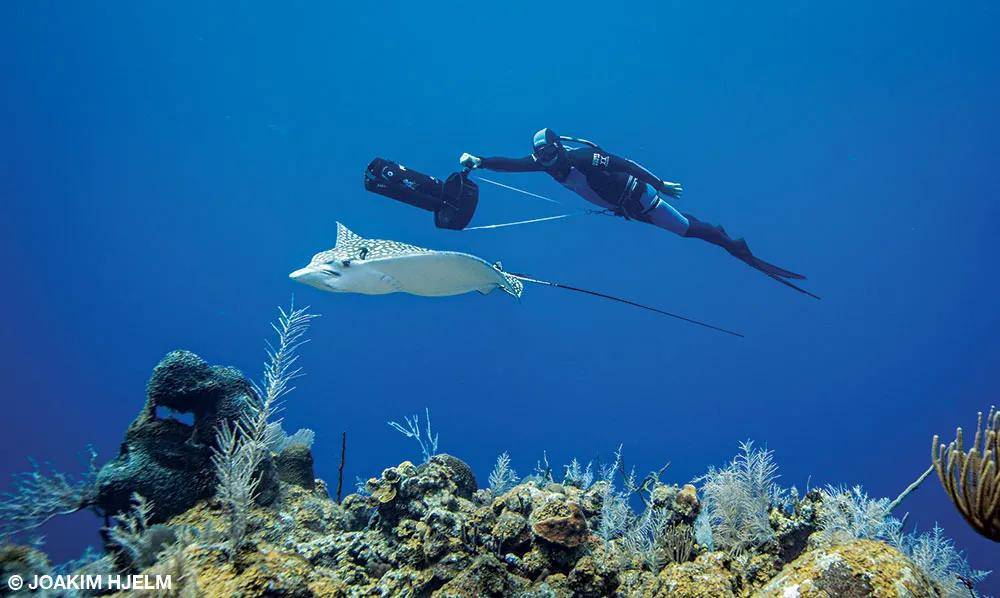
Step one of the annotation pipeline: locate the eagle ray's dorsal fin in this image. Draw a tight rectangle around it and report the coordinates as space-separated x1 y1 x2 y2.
335 222 363 248
334 222 370 259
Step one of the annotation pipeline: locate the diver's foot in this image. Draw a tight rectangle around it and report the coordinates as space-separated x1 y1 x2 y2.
725 238 753 262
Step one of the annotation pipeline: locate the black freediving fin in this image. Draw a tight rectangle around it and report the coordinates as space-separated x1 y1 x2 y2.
738 246 819 299
725 238 807 281
682 215 817 298
746 256 806 280
755 268 821 300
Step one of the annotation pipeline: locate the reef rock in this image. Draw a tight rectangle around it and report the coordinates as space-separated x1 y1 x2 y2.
277 443 316 489
435 554 529 596
771 490 822 563
754 539 938 598
92 450 963 598
654 551 737 597
530 496 590 547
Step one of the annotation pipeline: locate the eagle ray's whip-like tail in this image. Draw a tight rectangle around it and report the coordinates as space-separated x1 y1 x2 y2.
508 273 744 338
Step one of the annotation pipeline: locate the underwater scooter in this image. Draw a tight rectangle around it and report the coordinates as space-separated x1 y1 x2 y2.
363 137 605 231
364 158 479 230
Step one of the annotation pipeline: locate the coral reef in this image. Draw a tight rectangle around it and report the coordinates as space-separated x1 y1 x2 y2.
2 440 991 597
1 334 990 597
26 449 969 598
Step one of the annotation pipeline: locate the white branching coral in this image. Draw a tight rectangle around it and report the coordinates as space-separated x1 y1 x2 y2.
622 509 694 571
816 485 900 545
244 301 319 450
902 524 990 596
563 459 594 489
698 440 783 555
488 452 519 495
104 492 153 565
212 301 317 556
0 447 98 539
388 407 439 463
596 446 633 543
211 422 260 555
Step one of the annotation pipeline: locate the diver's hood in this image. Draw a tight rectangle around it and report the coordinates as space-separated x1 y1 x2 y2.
531 128 562 167
532 128 602 167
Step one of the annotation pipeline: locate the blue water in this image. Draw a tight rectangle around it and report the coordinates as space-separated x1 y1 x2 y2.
2 0 998 587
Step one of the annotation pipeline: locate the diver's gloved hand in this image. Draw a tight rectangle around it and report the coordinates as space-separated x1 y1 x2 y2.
661 181 683 198
459 153 482 170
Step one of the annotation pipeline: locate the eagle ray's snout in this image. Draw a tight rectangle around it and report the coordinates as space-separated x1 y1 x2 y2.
290 263 344 293
289 266 314 281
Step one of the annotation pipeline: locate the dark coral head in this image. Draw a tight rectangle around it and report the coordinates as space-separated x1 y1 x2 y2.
146 350 253 419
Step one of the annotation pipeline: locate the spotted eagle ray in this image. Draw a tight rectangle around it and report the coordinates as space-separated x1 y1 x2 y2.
290 223 743 337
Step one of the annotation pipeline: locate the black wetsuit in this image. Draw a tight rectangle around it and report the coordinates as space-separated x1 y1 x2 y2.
481 147 665 216
476 145 817 297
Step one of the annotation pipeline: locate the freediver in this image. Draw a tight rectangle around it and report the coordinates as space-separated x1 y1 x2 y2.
460 128 817 298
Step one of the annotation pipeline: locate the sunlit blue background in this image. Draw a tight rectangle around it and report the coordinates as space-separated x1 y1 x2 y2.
2 0 997 587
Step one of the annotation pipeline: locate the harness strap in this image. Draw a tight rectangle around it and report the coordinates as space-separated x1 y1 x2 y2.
615 176 662 220
644 194 665 214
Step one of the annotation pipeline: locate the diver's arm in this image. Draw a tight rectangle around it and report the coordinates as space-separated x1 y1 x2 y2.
572 148 683 197
607 153 670 190
614 155 684 198
461 152 543 172
480 155 545 172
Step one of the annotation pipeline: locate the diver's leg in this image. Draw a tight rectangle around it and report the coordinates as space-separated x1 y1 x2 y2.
636 185 814 293
637 186 690 235
634 185 738 249
682 213 747 257
682 213 807 281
